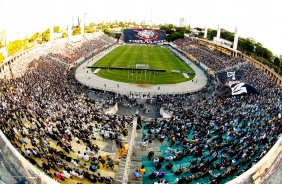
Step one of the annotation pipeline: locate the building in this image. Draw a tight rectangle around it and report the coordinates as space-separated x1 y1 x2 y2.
179 18 186 27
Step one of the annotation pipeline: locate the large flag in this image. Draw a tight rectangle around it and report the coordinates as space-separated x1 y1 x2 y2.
218 70 245 84
218 82 259 97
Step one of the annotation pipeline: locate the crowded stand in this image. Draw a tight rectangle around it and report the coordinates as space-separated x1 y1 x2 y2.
0 33 134 183
174 38 246 72
0 31 281 184
139 38 282 183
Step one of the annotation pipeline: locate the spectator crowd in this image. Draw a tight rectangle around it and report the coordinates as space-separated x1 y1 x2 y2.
174 38 246 72
140 38 282 183
0 33 133 184
0 34 281 184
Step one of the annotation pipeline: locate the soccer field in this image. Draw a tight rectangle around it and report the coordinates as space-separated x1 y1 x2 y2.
92 45 195 84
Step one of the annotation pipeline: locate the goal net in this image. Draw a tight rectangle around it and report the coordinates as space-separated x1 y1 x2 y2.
136 64 149 69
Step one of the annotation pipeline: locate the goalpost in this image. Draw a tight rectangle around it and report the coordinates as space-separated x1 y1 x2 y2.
126 64 158 83
136 64 149 82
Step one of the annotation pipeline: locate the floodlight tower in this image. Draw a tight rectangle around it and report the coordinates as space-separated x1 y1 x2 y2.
204 26 208 39
49 24 54 41
68 18 72 38
233 26 239 51
81 14 85 35
216 25 221 39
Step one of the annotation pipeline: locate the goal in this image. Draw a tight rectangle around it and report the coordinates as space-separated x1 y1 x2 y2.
136 64 149 69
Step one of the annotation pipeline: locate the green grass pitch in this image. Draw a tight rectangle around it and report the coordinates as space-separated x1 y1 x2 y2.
91 45 195 84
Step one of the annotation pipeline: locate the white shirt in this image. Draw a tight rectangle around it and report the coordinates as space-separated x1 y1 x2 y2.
61 171 71 178
71 160 78 167
83 154 90 162
77 153 83 159
70 170 78 176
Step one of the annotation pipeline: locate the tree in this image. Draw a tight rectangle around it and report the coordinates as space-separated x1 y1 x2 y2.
160 25 175 34
54 26 60 33
7 40 23 56
103 28 111 35
72 27 81 35
23 38 29 50
29 32 39 42
184 27 191 33
41 28 50 42
37 40 43 44
255 42 273 60
274 57 280 67
167 31 184 41
220 31 234 42
168 24 175 30
89 22 95 27
0 41 4 48
194 27 203 31
62 32 68 38
207 29 217 40
238 38 254 54
85 26 95 33
114 33 121 40
175 27 186 32
197 32 204 38
0 53 4 64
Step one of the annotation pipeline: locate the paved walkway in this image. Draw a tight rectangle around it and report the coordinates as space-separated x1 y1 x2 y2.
75 45 207 96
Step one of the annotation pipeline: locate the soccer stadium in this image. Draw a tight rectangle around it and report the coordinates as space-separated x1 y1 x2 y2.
0 1 282 184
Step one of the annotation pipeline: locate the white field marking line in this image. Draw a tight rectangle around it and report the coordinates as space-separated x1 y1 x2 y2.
183 73 189 78
94 68 101 74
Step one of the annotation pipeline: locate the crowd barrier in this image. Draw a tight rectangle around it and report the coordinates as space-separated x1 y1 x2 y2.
0 131 59 184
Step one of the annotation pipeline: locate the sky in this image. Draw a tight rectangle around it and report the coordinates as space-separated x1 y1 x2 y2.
0 0 282 56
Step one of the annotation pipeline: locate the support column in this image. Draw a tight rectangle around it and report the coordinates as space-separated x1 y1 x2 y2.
81 14 85 35
216 25 221 39
204 26 208 39
49 25 54 41
233 26 239 51
68 18 72 38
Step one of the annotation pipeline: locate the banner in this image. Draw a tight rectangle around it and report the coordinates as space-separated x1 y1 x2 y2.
218 70 245 84
218 82 259 97
123 29 167 43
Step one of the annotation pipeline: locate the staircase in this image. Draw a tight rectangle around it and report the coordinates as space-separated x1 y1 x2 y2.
114 118 137 184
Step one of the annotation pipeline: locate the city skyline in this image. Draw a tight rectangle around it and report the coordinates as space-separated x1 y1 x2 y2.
0 0 281 55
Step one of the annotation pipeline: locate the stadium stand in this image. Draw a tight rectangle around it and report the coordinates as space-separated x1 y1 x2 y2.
0 33 135 183
136 38 282 184
0 31 281 184
174 37 246 72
